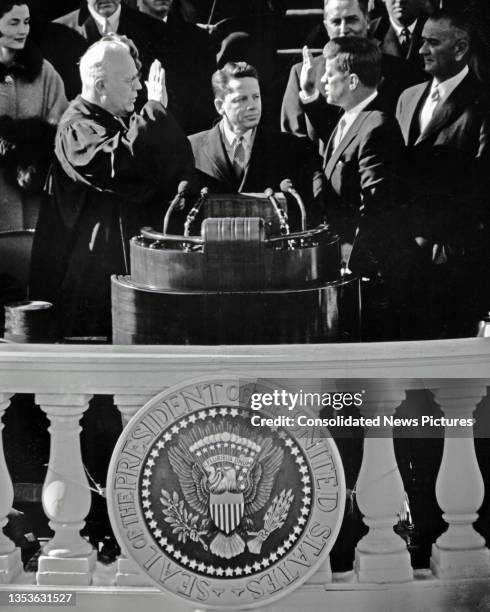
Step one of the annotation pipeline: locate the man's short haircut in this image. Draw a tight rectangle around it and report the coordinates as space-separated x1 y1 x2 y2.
211 62 259 99
324 36 382 88
428 7 473 45
0 0 27 19
324 0 369 17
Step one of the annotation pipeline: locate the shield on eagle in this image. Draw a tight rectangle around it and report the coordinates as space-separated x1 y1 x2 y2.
210 492 245 534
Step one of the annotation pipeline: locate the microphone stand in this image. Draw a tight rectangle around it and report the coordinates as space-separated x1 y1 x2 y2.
184 187 209 238
264 188 290 235
163 185 188 235
280 179 307 232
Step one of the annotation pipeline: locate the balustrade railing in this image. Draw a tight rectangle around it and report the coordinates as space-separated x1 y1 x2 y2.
0 340 489 610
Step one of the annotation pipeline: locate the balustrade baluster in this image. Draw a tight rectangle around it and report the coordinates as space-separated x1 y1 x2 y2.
353 381 413 582
430 381 490 578
0 393 22 583
35 394 96 585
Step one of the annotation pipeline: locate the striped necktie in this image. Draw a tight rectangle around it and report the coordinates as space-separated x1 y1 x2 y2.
232 136 246 178
399 27 411 57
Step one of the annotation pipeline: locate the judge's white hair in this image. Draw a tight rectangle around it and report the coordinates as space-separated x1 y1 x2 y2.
79 40 131 87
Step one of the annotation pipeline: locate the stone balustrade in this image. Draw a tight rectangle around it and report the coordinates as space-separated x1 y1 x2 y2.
0 339 489 611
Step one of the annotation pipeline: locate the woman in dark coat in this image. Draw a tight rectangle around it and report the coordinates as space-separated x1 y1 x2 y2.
0 0 67 232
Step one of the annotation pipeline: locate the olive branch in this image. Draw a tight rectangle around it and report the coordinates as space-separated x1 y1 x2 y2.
247 488 294 554
160 488 209 550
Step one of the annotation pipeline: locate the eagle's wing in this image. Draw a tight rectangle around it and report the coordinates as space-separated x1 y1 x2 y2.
167 444 208 515
244 438 284 514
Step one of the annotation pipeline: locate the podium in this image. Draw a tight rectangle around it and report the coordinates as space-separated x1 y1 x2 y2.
111 193 361 344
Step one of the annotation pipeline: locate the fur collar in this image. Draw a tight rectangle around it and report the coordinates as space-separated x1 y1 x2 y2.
0 42 44 84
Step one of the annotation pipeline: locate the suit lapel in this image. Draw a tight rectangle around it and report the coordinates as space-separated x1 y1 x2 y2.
78 4 89 24
416 75 476 145
201 124 237 189
325 111 371 180
380 17 424 59
381 25 401 58
402 82 429 146
81 13 101 44
117 5 133 37
323 127 337 171
407 17 424 59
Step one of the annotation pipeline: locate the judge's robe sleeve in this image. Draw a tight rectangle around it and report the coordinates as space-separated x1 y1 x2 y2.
29 101 196 303
55 100 196 204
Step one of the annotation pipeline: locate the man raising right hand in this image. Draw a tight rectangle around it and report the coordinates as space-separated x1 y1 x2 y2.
31 39 195 339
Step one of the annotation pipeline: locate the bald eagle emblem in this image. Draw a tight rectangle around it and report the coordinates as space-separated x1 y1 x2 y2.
163 422 290 559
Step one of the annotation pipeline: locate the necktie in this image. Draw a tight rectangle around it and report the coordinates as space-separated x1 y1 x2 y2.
333 116 347 151
399 27 411 57
102 18 112 34
419 85 440 133
232 136 246 178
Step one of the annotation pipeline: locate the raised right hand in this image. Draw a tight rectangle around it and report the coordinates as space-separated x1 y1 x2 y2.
300 46 317 97
146 60 168 108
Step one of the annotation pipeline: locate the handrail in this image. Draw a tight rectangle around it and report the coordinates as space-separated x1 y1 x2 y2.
0 339 489 397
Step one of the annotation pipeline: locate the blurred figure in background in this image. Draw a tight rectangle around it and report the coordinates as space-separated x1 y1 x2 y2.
373 0 427 83
26 0 87 100
136 0 176 21
0 0 67 232
135 0 217 133
55 0 215 133
54 0 167 85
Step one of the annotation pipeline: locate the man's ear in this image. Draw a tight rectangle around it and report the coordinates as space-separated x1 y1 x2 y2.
214 97 225 116
454 38 469 62
349 73 359 90
94 78 105 95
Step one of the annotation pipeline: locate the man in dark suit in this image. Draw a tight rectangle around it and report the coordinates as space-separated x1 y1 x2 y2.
54 0 161 73
280 0 420 143
373 0 427 85
189 62 318 227
396 7 489 337
315 37 405 271
54 0 215 132
135 0 217 133
376 0 426 61
307 36 411 338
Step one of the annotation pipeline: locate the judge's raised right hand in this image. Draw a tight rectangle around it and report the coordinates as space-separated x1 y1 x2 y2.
300 46 317 97
146 60 168 108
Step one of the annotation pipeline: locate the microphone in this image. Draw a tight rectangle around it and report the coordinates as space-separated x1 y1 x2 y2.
163 180 189 235
184 187 209 237
264 188 290 235
280 178 307 232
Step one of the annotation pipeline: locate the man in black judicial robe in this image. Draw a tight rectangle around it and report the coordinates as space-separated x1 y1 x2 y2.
30 39 195 339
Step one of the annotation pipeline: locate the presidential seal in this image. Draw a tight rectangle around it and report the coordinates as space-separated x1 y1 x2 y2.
107 378 345 609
